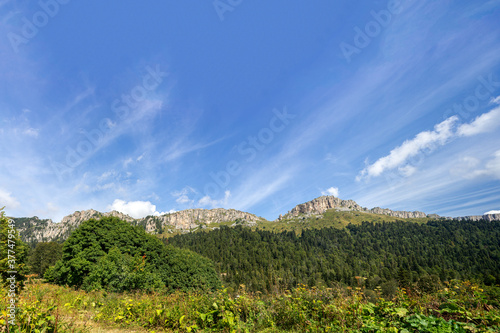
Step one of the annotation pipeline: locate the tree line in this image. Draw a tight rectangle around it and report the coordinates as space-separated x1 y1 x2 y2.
167 219 500 292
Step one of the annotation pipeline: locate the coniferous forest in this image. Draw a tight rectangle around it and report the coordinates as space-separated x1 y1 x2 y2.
168 220 500 292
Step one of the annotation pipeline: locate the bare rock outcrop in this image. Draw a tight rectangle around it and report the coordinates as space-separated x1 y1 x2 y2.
484 213 500 221
368 207 427 219
14 207 264 243
141 208 263 232
14 209 134 244
282 196 429 220
103 210 137 222
285 196 363 217
456 214 500 222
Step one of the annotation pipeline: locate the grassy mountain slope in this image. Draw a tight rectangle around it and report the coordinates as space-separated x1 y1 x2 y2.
253 209 432 234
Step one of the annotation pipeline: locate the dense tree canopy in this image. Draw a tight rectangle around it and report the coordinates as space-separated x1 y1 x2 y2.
45 217 221 292
28 241 63 277
168 220 500 292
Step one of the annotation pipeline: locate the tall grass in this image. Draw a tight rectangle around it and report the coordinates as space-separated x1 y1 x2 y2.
2 276 499 332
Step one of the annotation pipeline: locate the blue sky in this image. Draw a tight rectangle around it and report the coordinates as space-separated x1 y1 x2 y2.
1 0 500 221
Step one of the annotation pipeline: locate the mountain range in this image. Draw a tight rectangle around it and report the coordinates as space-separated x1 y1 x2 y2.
10 195 500 245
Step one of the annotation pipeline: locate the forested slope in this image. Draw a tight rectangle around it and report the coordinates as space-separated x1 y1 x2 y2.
168 219 500 292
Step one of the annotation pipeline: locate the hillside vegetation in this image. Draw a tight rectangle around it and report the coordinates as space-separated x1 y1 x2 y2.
169 220 500 292
253 209 432 234
1 278 499 332
3 207 500 332
44 216 221 293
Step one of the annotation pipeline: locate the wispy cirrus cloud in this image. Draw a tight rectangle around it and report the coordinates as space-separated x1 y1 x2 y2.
198 190 231 208
467 150 500 180
172 186 196 205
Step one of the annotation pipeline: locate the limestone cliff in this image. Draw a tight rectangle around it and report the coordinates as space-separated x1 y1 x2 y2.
456 214 500 222
282 196 428 219
14 209 132 244
140 208 263 233
367 207 427 219
13 208 264 244
285 196 363 217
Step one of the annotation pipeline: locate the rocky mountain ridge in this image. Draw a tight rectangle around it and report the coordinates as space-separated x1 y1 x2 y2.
11 195 500 244
13 208 264 245
456 214 500 222
140 208 264 233
280 196 428 219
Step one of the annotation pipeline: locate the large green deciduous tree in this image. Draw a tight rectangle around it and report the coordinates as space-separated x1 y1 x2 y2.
45 217 221 292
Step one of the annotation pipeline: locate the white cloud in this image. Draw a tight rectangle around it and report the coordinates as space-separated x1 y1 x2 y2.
321 187 339 197
198 190 231 208
172 186 196 205
0 188 20 209
457 106 500 136
358 116 458 180
107 199 165 218
484 210 500 215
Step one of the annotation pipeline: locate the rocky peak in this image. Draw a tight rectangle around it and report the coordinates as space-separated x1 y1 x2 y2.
60 209 103 225
285 196 363 218
282 196 429 220
103 210 136 222
141 208 264 232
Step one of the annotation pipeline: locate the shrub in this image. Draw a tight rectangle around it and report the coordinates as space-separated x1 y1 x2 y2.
381 280 398 299
416 274 441 294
